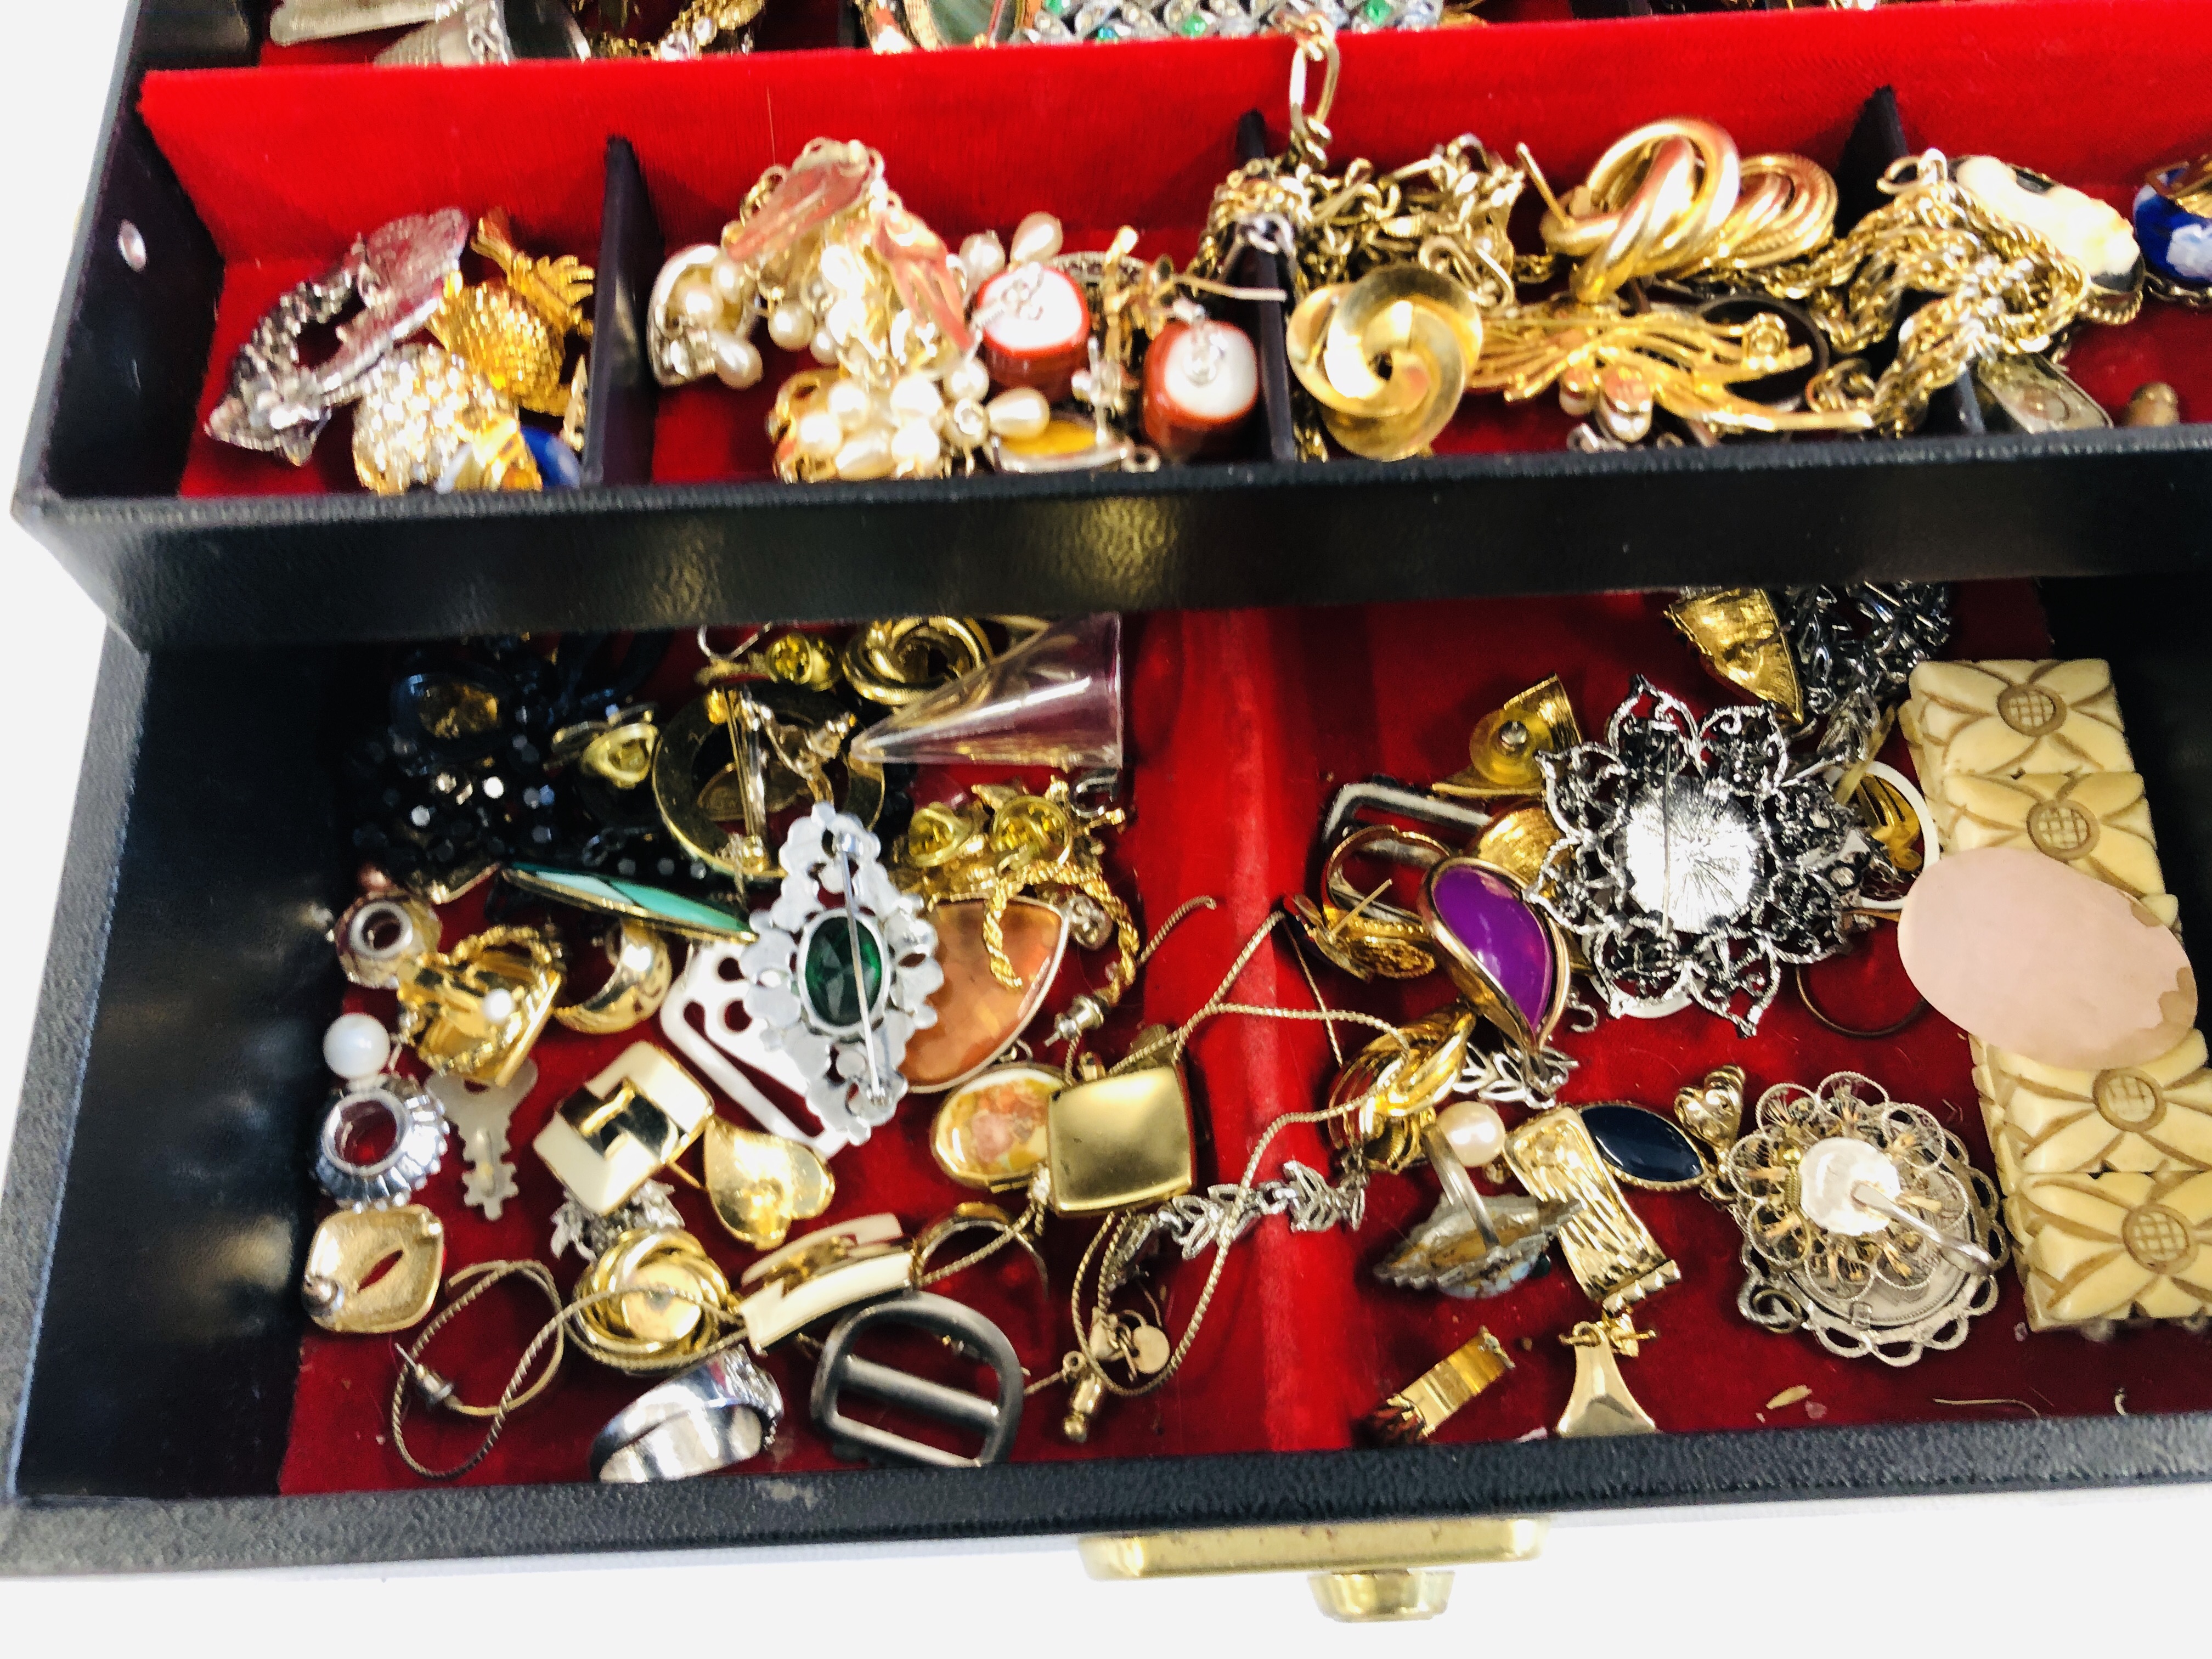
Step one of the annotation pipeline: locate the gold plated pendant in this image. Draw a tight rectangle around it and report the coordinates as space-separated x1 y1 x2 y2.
1046 1066 1195 1216
903 897 1070 1092
394 925 563 1086
300 1205 445 1334
1436 675 1582 800
932 1064 1059 1190
1504 1108 1680 1314
1664 589 1805 725
701 1118 834 1249
1556 1316 1658 1438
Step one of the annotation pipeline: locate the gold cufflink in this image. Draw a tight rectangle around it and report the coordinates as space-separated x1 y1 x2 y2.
533 1042 715 1216
1364 1328 1514 1446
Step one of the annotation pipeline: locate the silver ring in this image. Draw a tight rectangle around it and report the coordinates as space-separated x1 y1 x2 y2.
314 1075 449 1209
590 1348 785 1482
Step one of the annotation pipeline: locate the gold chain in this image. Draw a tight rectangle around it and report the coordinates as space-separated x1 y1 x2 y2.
1758 151 2095 434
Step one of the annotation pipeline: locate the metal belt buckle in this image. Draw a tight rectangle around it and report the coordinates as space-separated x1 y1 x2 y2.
810 1293 1024 1468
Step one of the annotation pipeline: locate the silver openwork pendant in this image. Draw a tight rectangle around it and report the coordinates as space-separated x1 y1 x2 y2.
1536 678 1877 1033
1718 1071 2006 1365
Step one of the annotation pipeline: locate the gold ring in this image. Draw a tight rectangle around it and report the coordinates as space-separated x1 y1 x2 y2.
555 920 674 1034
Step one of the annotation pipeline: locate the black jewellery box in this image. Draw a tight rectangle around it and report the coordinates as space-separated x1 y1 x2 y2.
7 0 2212 1582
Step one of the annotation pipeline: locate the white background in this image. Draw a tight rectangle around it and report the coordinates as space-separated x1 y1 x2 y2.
1 3 2208 1651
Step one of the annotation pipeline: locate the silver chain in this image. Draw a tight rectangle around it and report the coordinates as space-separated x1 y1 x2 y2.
1103 1160 1366 1292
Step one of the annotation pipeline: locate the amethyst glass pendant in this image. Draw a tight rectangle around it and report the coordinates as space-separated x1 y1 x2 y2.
1418 856 1572 1051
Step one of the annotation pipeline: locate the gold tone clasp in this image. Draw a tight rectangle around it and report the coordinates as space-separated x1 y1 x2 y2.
1080 1516 1547 1623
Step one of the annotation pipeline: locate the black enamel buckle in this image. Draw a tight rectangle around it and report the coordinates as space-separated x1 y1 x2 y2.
809 1293 1024 1469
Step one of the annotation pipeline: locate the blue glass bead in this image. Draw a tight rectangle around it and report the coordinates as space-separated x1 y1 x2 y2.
2134 173 2212 288
523 424 583 489
1582 1103 1706 1188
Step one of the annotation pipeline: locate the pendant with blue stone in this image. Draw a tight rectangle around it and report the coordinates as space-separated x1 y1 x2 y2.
1580 1103 1710 1192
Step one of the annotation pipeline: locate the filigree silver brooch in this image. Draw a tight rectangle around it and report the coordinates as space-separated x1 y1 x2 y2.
1536 678 1876 1033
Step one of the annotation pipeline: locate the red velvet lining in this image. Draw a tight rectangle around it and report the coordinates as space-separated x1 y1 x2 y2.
145 0 2212 498
278 582 2212 1497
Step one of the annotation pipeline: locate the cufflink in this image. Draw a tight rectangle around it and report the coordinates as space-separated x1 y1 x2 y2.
533 1042 715 1216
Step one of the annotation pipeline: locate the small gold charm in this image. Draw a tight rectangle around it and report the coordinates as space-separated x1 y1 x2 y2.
701 1118 834 1249
1664 589 1805 725
394 924 563 1086
300 1205 444 1334
1673 1064 1746 1158
1504 1108 1680 1314
1436 675 1582 800
1556 1316 1658 1438
1365 1328 1514 1446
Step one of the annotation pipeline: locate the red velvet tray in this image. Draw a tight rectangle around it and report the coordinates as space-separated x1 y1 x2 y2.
283 581 2212 1497
140 0 2212 502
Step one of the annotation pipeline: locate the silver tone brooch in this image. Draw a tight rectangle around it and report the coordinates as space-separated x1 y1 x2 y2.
1537 678 1876 1034
1714 1071 2005 1365
205 209 470 464
720 802 941 1153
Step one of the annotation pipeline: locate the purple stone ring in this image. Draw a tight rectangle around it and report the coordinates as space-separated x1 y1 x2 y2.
1417 856 1572 1052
